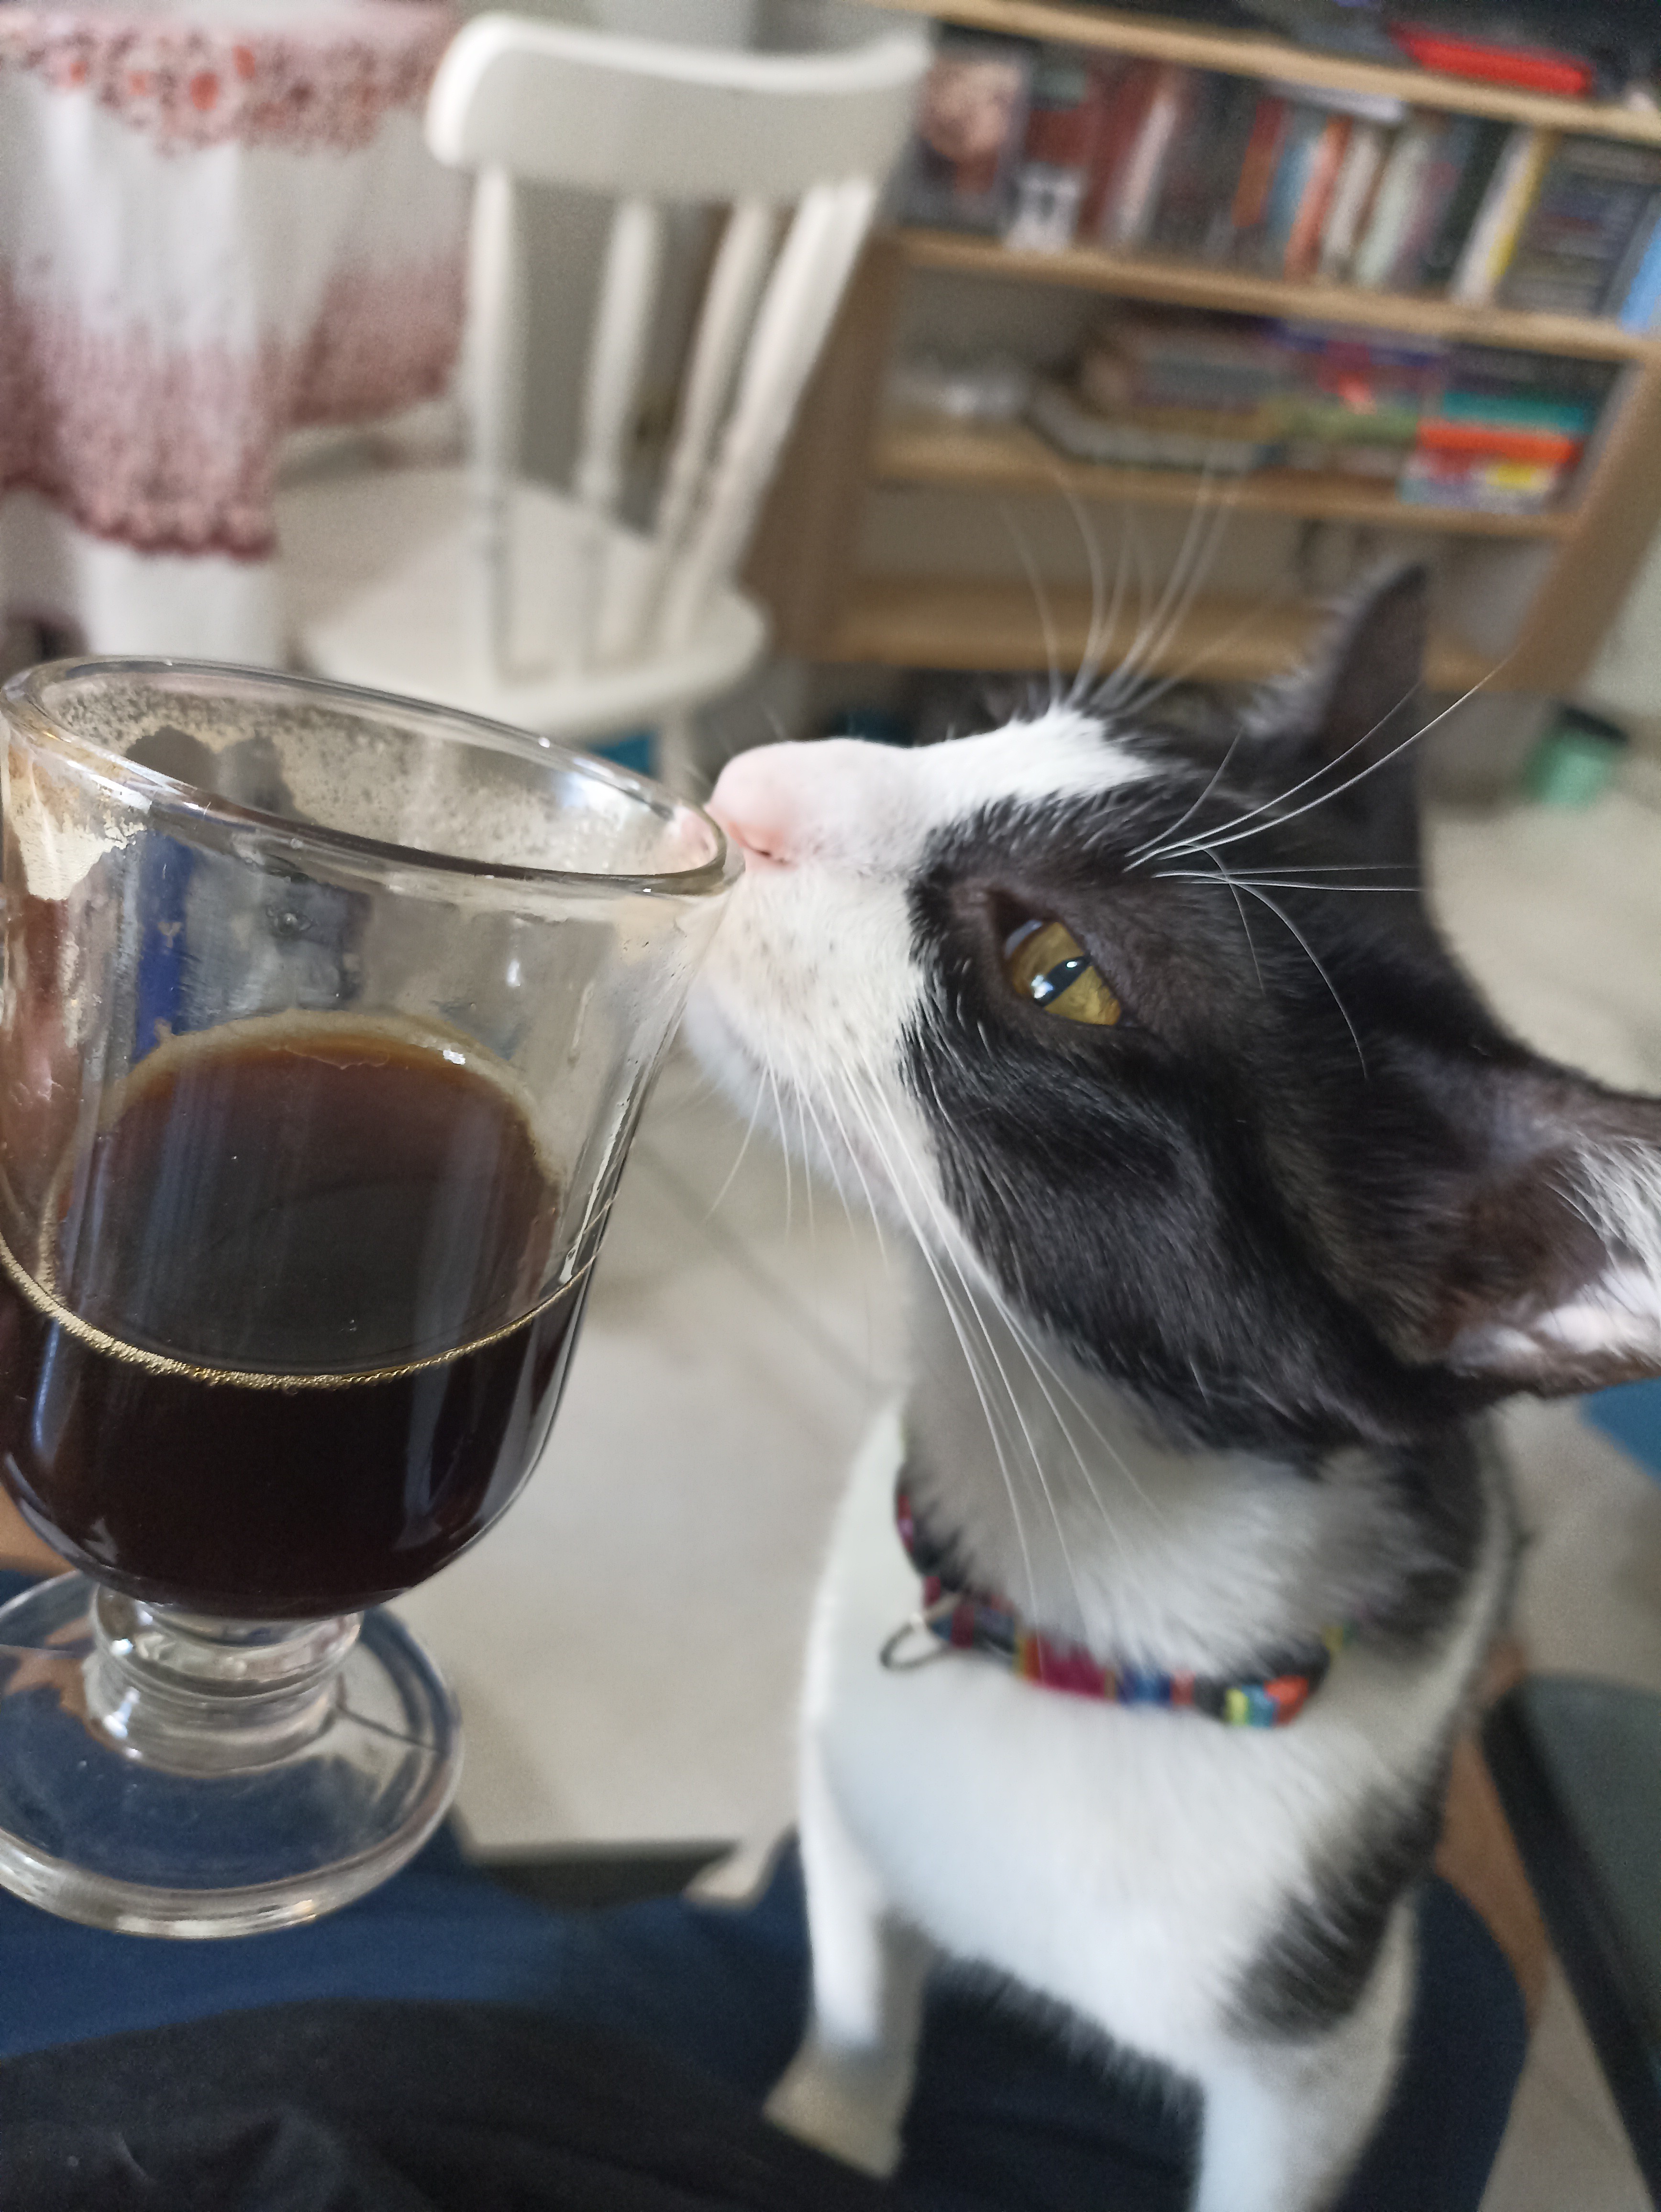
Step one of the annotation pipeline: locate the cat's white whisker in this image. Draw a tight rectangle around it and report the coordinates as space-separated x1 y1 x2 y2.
839 1070 1042 1617
764 1055 795 1235
997 500 1063 711
1156 874 1417 893
867 1078 1092 1618
1128 717 1252 862
1230 878 1367 1074
1112 572 1290 725
702 1064 771 1223
1104 458 1241 717
1192 842 1265 995
1053 476 1107 713
1140 659 1506 871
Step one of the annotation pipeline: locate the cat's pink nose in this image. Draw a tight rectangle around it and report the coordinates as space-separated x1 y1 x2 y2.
708 746 797 868
707 741 853 869
709 739 913 870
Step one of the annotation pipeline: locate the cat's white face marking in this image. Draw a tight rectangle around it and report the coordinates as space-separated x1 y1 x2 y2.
687 713 1147 1242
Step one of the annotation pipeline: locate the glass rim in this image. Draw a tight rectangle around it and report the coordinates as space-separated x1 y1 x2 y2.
2 657 741 900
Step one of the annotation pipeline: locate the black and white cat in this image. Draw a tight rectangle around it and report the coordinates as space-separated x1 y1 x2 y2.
687 569 1661 2212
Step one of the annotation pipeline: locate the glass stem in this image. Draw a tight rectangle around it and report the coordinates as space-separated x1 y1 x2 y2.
86 1590 360 1776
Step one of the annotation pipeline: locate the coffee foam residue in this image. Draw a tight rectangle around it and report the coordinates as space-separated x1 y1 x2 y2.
2 742 135 903
33 680 690 881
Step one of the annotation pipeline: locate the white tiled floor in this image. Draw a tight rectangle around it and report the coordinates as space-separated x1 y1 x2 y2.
400 776 1661 2202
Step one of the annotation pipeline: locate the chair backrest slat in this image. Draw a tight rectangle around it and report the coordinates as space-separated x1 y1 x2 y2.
425 9 927 685
428 13 925 203
616 198 777 659
575 197 668 523
660 175 877 652
465 163 526 678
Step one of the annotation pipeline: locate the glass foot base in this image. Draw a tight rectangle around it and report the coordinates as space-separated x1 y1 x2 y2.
0 1572 459 1937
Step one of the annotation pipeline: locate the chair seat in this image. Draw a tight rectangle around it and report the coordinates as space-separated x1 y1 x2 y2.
277 468 768 745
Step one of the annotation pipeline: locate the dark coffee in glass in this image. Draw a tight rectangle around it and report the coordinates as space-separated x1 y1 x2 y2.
0 1019 584 1616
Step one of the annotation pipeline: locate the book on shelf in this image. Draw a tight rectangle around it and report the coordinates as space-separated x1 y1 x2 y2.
1228 92 1291 250
1282 112 1352 282
1448 127 1559 304
1385 22 1595 99
897 33 1032 235
1500 137 1661 317
1255 105 1332 276
1149 73 1259 259
1098 62 1191 248
1398 451 1569 512
1317 121 1391 282
1004 45 1108 254
1010 306 1611 514
1387 115 1483 292
1350 119 1440 289
1617 210 1661 332
1080 59 1162 238
1029 379 1278 472
1418 118 1512 293
895 41 1654 329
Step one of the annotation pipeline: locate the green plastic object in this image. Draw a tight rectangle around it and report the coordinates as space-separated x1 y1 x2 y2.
1523 710 1628 808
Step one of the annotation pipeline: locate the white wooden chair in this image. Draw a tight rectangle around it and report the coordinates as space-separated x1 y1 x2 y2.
277 9 926 755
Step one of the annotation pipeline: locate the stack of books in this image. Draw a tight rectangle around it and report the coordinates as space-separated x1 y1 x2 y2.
897 33 1661 329
1020 309 1608 509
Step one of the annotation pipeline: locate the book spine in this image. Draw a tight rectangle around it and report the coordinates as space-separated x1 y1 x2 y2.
1351 120 1434 289
1102 63 1190 248
1228 95 1289 241
1317 121 1389 282
1417 418 1583 464
1603 192 1661 318
1284 114 1351 281
1257 108 1325 274
1618 207 1661 330
1082 59 1156 237
1389 116 1477 291
1419 117 1509 292
1448 126 1556 306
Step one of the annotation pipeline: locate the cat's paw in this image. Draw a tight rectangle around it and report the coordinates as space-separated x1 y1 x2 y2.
765 2038 908 2177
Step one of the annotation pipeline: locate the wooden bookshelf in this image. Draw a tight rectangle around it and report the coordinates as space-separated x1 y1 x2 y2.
898 228 1661 363
744 11 1661 703
872 0 1661 146
828 575 1495 690
875 416 1577 537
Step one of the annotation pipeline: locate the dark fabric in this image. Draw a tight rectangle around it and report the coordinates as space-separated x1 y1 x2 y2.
897 1881 1528 2212
0 1575 1529 2212
0 2000 887 2212
1485 1679 1661 2200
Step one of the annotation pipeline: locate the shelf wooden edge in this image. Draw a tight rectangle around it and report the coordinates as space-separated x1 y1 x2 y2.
823 575 1503 691
873 419 1576 537
895 229 1659 363
866 0 1661 146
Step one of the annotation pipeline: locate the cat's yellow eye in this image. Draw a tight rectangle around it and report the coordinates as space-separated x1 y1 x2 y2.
1005 920 1122 1027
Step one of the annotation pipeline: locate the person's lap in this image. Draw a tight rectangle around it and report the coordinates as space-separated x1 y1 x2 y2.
0 1568 1526 2211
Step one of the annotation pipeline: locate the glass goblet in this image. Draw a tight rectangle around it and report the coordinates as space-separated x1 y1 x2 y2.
0 660 736 1935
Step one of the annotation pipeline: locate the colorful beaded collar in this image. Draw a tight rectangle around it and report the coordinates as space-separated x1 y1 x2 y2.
885 1486 1351 1730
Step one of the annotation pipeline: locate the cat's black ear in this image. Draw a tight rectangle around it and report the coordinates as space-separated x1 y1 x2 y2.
1295 563 1428 766
1251 565 1429 863
1421 1076 1661 1396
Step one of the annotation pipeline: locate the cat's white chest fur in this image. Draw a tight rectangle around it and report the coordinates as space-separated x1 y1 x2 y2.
781 1397 1508 2212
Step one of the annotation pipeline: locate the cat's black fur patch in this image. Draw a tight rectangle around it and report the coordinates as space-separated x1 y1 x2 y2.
1234 1758 1451 2040
1358 1428 1493 1650
902 759 1504 1454
902 569 1661 1447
